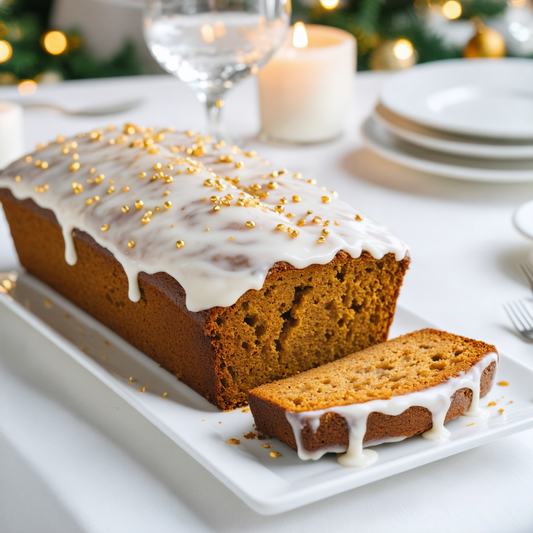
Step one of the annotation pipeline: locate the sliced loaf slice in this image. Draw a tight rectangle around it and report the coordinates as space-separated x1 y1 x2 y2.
248 329 497 464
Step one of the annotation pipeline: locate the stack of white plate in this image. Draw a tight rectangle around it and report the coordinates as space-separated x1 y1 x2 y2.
362 58 533 183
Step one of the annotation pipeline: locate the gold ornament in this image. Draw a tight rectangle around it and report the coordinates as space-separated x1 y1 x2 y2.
463 23 506 58
369 39 417 71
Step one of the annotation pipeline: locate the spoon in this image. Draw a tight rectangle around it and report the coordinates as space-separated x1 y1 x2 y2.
21 98 144 116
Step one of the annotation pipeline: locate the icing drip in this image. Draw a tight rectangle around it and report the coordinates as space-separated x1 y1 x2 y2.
0 126 408 312
286 352 498 468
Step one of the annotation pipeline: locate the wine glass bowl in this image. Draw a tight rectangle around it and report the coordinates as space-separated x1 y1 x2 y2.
143 0 291 141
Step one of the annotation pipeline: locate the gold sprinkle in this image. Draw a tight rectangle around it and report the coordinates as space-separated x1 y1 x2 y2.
34 160 41 167
293 172 302 179
245 150 257 157
229 236 234 241
70 142 78 149
332 190 339 197
274 205 284 213
322 196 331 204
14 175 21 182
318 236 326 244
355 214 364 221
322 228 330 236
129 377 134 382
292 195 301 202
261 444 270 449
187 166 199 173
162 392 168 398
167 164 173 170
62 147 70 154
163 190 170 197
216 99 225 108
205 227 210 231
139 386 146 392
279 197 287 205
121 205 130 213
246 221 256 228
71 182 83 194
44 298 52 308
297 219 306 227
135 200 144 210
235 161 244 169
101 224 109 232
165 176 173 184
40 161 49 169
276 224 285 231
312 217 323 224
155 206 160 212
176 240 185 248
219 155 233 163
271 171 279 178
90 167 96 174
72 153 79 161
488 401 497 407
213 205 221 212
270 451 281 458
466 423 476 427
287 227 299 238
70 162 80 171
123 186 130 192
95 174 105 184
107 186 115 194
499 408 505 414
139 172 147 179
108 138 116 145
128 240 135 249
154 163 162 170
142 216 151 225
204 179 214 187
497 381 509 386
56 135 65 143
268 181 278 189
85 198 94 205
307 179 317 185
210 196 219 203
286 213 295 219
25 155 33 163
227 438 240 445
164 201 172 210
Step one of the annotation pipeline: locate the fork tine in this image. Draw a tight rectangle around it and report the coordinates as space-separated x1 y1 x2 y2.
516 299 533 329
519 262 533 291
504 302 527 332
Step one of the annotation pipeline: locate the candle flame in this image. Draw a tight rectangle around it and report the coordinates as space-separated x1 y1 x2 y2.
201 24 215 43
293 22 308 48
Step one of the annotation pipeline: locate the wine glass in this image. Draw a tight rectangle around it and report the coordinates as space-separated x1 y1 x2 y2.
143 0 291 142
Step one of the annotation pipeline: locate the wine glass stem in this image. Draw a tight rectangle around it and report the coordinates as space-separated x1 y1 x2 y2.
203 93 227 142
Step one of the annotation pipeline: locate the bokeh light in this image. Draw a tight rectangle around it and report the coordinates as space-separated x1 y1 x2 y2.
43 31 68 55
393 39 414 60
18 80 37 95
320 0 340 9
0 40 12 63
442 1 462 20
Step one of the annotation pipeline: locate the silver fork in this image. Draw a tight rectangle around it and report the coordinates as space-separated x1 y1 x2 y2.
503 299 533 341
519 261 533 292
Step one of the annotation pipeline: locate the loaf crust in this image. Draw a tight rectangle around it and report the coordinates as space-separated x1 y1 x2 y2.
0 188 410 410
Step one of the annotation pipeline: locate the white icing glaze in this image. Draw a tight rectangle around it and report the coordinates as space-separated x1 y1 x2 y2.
0 126 408 312
286 352 498 468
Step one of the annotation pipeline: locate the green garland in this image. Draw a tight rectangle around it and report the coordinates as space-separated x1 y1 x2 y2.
0 0 141 84
292 0 509 70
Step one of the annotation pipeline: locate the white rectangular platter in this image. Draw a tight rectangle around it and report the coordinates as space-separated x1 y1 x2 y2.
1 271 533 515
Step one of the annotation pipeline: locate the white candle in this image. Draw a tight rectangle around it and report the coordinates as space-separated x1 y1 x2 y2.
259 24 356 144
0 102 23 169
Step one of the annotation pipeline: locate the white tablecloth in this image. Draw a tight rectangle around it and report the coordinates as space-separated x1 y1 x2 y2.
0 73 532 533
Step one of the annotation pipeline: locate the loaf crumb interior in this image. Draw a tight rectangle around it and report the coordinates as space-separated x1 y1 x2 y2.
208 251 408 408
249 329 496 412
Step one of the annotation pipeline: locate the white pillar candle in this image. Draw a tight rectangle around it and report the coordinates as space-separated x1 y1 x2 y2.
0 102 23 169
259 24 356 144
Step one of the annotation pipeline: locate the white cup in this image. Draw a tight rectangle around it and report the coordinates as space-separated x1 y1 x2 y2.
0 102 24 169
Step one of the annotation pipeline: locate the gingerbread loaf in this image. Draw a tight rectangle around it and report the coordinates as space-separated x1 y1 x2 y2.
0 125 409 410
249 329 498 466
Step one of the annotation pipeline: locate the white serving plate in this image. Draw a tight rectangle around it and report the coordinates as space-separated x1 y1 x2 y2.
373 104 533 160
514 199 533 241
380 58 533 140
1 271 533 515
362 116 533 183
